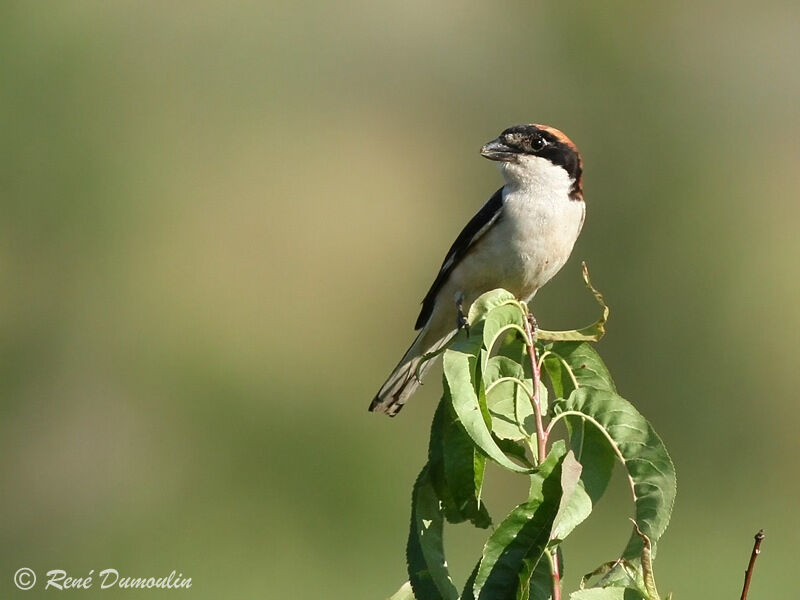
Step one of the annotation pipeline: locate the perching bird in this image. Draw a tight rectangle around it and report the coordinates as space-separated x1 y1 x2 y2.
369 124 585 416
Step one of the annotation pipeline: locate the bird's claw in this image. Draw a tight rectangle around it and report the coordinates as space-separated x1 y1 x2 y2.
526 313 538 338
456 299 470 337
458 314 470 337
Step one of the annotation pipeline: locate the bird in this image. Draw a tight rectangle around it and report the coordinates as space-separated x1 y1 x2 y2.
369 124 585 417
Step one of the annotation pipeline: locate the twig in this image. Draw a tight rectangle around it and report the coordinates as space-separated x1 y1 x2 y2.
522 313 546 465
740 529 765 600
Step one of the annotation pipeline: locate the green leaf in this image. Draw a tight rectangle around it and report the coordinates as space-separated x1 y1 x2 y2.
527 552 553 600
542 342 616 400
389 581 417 600
630 520 661 600
428 395 491 527
496 335 528 367
443 342 531 473
535 382 549 427
566 416 615 505
550 450 590 544
406 468 459 600
483 355 535 441
472 443 567 600
570 588 645 600
578 559 647 596
468 289 519 326
483 304 528 357
427 398 461 522
543 344 617 520
493 437 535 469
460 562 480 600
555 387 677 561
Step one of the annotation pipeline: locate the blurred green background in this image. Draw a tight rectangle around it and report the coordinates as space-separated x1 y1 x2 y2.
1 1 798 598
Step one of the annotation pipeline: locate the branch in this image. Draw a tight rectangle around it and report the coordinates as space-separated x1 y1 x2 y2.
740 529 765 600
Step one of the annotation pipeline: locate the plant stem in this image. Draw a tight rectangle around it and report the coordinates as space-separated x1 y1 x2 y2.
524 310 560 599
740 529 765 600
550 551 562 600
522 312 547 465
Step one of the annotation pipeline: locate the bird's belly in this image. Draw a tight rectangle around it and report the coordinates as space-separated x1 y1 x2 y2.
449 196 584 304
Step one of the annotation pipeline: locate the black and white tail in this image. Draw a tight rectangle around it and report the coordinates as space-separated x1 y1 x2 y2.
368 330 450 416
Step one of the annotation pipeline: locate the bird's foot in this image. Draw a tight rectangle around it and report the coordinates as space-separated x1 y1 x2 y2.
456 298 470 337
526 313 538 339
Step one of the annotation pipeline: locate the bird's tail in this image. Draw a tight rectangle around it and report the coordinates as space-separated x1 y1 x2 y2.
369 329 451 417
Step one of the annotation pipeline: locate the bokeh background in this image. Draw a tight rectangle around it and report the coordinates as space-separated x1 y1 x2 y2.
2 2 798 598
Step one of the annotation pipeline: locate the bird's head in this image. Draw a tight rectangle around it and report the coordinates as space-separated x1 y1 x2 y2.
481 124 583 199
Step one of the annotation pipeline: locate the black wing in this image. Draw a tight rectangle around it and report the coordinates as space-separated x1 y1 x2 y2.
415 187 504 329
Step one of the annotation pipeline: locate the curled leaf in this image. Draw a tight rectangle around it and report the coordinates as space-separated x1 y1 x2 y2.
483 304 528 357
468 289 520 326
630 520 660 600
537 262 609 342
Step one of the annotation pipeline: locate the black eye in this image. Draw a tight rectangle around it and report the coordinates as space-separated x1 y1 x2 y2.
531 136 546 151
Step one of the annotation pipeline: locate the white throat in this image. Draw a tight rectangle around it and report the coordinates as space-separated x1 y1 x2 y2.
499 155 573 196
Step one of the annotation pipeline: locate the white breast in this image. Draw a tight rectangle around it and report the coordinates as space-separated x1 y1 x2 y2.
483 156 585 299
434 157 585 337
502 187 583 295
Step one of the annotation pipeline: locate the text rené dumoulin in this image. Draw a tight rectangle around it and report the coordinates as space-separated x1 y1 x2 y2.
45 568 192 590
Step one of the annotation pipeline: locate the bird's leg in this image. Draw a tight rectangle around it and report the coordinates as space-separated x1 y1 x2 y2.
526 313 538 339
455 293 469 337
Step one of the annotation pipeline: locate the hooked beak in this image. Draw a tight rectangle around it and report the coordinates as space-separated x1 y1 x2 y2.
480 138 518 162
